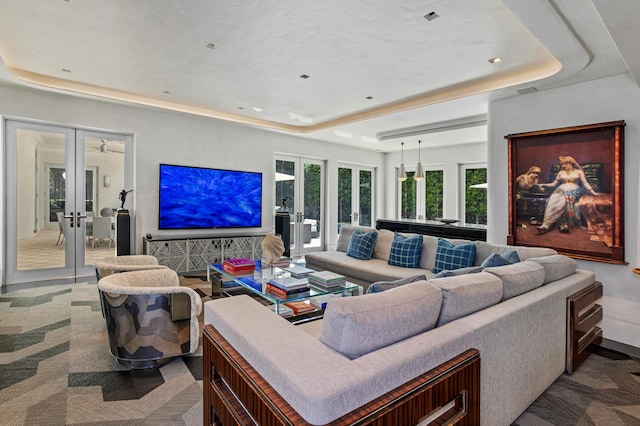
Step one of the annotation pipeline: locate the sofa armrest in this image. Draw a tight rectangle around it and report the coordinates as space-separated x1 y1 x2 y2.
204 323 480 426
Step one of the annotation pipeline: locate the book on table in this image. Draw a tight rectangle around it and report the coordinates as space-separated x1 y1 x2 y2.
283 301 315 315
265 283 310 299
308 271 346 288
283 265 315 279
268 276 309 291
266 288 310 300
222 258 256 275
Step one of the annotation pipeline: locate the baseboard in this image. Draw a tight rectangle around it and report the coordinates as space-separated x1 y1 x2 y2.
597 338 640 361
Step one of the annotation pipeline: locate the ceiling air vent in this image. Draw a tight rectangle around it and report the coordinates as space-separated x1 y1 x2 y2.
517 87 538 95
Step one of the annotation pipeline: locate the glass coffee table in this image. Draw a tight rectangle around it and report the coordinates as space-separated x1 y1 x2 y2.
207 260 362 321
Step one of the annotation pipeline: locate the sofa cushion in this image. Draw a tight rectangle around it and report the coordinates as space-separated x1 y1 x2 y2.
432 265 484 278
365 274 427 294
484 261 545 300
319 281 442 359
472 241 557 265
337 225 374 252
525 255 577 284
388 233 423 268
429 271 503 326
346 230 378 260
372 229 394 261
432 239 476 273
304 251 435 285
480 250 520 268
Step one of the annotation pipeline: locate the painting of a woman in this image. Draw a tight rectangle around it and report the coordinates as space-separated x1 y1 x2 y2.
535 155 602 234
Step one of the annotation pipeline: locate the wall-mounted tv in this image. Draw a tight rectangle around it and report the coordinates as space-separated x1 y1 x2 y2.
159 164 262 229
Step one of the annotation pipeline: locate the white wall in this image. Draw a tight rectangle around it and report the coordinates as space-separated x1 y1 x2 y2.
487 73 640 347
0 82 385 284
383 142 488 220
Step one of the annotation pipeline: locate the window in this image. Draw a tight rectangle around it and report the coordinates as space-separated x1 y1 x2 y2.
423 169 444 220
400 171 416 219
399 169 444 220
461 164 487 226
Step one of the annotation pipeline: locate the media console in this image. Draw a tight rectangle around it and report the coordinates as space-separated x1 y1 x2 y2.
142 234 266 274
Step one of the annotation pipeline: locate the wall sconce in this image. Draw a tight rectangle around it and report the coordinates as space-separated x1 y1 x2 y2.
414 140 424 181
397 142 407 181
103 175 111 188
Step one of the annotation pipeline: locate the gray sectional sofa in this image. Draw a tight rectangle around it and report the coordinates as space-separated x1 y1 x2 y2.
305 225 559 290
203 228 599 425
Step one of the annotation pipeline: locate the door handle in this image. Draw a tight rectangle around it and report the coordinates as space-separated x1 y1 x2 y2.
63 213 74 228
76 211 87 227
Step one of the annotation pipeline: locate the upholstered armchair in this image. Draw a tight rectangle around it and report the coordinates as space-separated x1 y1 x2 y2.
98 268 202 368
94 255 167 280
94 255 169 318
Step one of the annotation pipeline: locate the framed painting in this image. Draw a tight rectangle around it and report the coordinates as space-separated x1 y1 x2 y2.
506 120 626 264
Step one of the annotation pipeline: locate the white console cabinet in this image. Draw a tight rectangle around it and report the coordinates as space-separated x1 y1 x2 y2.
142 235 265 273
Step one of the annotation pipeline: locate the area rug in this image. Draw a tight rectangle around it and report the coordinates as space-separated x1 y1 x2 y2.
513 351 640 425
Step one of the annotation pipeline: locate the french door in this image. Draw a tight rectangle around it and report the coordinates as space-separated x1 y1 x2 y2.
4 119 131 285
274 155 324 256
338 164 375 235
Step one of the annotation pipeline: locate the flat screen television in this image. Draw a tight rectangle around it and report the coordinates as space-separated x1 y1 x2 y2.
159 163 262 229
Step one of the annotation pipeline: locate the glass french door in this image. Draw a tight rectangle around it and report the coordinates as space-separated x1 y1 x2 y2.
274 156 324 256
338 164 375 236
4 119 129 285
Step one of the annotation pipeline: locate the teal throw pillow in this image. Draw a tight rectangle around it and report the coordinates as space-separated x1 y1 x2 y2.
346 230 378 260
432 239 476 273
387 233 423 268
480 250 521 268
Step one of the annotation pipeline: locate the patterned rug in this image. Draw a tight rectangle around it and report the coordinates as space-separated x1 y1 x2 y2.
2 280 640 425
513 350 640 425
0 280 208 425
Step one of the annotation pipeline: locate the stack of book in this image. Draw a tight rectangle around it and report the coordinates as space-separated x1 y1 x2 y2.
266 276 310 299
283 301 315 315
271 257 291 269
308 271 346 289
222 258 256 275
283 265 315 279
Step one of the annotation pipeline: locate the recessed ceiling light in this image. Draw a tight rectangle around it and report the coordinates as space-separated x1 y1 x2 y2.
206 43 215 49
334 130 353 139
488 57 502 64
366 96 374 100
61 68 71 73
237 106 244 110
424 11 440 21
300 74 310 79
288 112 313 124
163 90 170 94
252 107 263 112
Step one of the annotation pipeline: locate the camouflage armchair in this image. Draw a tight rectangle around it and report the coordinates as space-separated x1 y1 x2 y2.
98 268 202 369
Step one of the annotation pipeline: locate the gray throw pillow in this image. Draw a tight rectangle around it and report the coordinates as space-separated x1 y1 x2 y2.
365 274 427 294
432 265 484 278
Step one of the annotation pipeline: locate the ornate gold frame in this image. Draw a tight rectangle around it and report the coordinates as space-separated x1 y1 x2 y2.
506 121 625 264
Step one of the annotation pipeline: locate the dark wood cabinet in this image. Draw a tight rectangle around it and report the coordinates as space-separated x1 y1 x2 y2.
376 219 487 241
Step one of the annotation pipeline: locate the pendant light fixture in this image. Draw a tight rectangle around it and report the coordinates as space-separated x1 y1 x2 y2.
414 139 424 181
397 142 407 181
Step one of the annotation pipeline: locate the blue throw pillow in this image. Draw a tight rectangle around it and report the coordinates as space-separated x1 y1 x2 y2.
387 233 423 268
433 265 484 278
365 274 427 294
432 239 476 273
346 230 378 260
480 250 521 268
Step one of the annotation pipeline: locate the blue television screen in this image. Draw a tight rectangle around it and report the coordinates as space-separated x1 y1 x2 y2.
159 164 262 229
